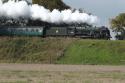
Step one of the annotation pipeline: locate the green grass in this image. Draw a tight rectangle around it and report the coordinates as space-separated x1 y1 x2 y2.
0 37 125 65
57 40 125 65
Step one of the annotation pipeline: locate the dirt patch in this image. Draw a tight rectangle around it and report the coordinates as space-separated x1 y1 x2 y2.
0 64 125 83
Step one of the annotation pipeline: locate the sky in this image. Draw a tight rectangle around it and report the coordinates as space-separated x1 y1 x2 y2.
63 0 125 26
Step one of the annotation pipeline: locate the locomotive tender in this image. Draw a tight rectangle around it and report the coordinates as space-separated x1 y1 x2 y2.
0 25 111 39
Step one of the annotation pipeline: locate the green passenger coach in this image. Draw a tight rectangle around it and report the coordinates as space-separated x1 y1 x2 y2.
0 26 44 36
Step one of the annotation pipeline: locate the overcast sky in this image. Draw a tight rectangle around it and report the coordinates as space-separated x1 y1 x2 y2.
63 0 125 26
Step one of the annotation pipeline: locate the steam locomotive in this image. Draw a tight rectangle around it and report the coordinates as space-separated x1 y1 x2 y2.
0 25 111 40
0 19 111 39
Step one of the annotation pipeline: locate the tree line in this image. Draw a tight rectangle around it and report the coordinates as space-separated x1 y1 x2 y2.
32 0 70 11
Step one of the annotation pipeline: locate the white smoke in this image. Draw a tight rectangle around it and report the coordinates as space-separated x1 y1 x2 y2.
0 0 2 5
0 0 99 24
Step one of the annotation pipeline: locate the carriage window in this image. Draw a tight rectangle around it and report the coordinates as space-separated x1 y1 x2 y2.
36 29 39 32
26 28 28 32
31 29 34 32
19 29 23 32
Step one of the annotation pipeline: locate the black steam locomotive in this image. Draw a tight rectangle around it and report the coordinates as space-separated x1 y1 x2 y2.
45 25 110 39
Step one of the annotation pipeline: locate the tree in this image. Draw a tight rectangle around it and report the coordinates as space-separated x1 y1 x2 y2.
32 0 70 11
110 13 125 39
110 13 125 31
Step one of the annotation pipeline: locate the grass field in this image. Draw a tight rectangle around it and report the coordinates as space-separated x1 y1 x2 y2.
0 37 125 65
57 40 125 65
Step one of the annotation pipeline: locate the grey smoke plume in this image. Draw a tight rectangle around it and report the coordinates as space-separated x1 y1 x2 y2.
0 0 98 24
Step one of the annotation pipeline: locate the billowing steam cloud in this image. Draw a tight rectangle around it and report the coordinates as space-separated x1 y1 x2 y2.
0 0 98 24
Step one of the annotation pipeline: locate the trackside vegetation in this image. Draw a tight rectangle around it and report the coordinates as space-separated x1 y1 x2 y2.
32 0 70 11
0 37 76 63
57 40 125 65
0 37 125 65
